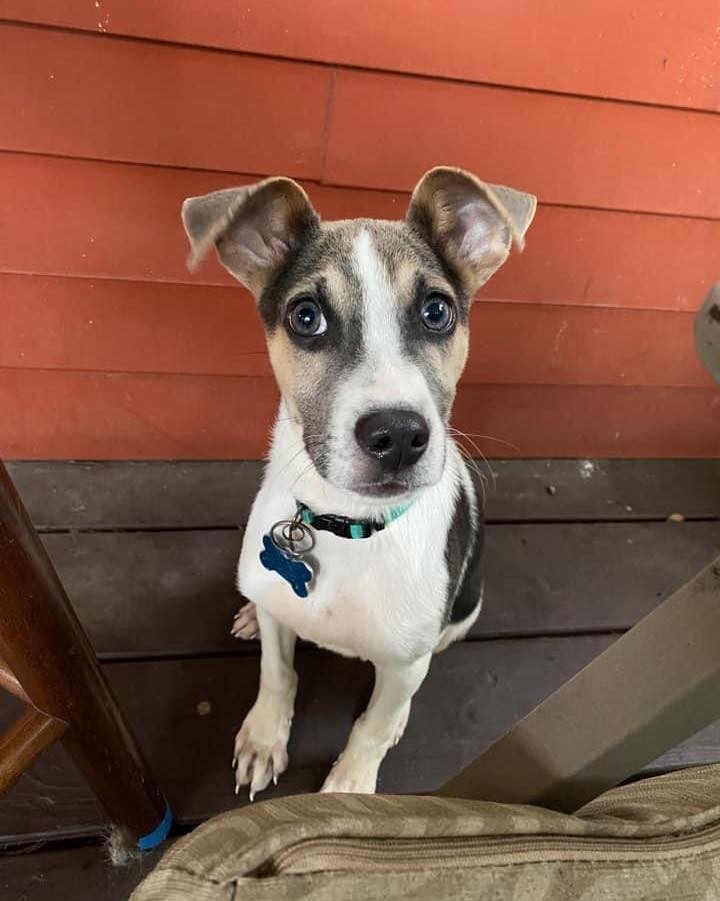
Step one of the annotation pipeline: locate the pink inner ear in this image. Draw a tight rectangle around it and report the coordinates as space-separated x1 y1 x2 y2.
454 202 494 261
234 223 291 271
451 200 507 266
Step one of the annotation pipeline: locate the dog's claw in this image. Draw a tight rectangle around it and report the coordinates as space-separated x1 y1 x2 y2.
232 710 290 802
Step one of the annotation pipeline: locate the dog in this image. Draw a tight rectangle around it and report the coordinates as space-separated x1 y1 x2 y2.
181 167 536 799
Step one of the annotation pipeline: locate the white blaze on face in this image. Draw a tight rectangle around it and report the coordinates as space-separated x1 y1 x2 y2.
353 227 403 367
324 227 445 491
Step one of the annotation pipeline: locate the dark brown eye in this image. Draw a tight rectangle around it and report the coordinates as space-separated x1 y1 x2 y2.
421 293 455 332
287 297 327 337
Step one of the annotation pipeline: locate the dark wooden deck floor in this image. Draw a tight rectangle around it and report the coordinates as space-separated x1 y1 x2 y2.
2 459 719 899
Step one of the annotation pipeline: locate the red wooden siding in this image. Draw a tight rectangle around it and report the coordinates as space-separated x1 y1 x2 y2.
0 24 330 178
0 10 718 459
326 70 720 218
1 274 711 390
2 1 719 111
2 372 717 460
4 24 720 216
3 155 718 312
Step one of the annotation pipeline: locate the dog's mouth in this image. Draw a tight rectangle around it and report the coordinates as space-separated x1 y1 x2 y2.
352 479 414 499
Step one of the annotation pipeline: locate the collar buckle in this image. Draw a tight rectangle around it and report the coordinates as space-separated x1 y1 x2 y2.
295 500 408 540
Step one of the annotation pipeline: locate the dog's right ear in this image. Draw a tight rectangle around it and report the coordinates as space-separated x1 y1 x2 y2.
181 178 320 295
407 167 536 294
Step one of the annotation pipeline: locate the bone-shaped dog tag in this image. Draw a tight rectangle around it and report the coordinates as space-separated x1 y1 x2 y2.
259 519 315 598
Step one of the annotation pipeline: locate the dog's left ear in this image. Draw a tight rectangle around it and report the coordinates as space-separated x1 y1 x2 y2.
181 177 319 295
407 166 536 293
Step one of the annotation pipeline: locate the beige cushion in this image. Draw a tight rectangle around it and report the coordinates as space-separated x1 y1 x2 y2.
131 764 720 900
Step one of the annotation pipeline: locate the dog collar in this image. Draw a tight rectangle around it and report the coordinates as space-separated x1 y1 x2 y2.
258 500 414 598
295 500 413 540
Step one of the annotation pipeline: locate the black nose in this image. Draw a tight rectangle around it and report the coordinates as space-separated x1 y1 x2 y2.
354 409 430 471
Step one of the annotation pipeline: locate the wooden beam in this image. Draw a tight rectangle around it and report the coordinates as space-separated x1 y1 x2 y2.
0 708 66 795
438 555 720 812
0 655 29 704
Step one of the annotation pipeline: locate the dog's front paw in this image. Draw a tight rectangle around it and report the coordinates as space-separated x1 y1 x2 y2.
320 754 379 795
231 601 259 640
233 702 291 801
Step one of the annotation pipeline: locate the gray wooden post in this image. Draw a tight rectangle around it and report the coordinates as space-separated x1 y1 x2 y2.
438 555 720 812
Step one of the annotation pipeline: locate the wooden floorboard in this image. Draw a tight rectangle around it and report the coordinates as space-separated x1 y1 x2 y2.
0 636 610 844
0 841 169 901
2 635 719 847
8 459 720 529
40 521 720 656
2 458 718 855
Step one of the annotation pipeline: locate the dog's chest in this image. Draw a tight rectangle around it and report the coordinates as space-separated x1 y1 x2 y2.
237 491 452 665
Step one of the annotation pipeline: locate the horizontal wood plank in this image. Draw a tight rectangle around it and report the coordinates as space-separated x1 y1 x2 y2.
0 274 269 378
0 370 278 459
35 522 720 656
1 274 712 388
9 459 720 528
0 842 169 901
8 461 267 529
0 154 405 287
486 205 720 313
0 23 329 178
325 69 720 218
2 2 719 112
1 640 717 845
455 382 720 459
3 25 720 217
2 370 719 458
2 154 718 314
465 303 711 388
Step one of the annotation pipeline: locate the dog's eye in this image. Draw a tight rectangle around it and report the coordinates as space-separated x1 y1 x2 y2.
287 297 327 337
421 294 455 333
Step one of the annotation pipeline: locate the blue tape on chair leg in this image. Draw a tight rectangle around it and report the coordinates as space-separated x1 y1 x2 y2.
137 801 173 851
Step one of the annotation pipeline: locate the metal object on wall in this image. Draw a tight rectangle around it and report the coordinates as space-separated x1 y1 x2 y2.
695 283 720 384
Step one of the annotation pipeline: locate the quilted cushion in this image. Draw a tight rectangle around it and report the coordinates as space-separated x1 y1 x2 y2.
131 765 720 900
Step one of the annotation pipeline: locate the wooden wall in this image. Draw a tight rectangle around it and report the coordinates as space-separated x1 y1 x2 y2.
1 2 719 458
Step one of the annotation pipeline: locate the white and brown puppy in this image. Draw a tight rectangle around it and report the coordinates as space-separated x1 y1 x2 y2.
182 167 535 798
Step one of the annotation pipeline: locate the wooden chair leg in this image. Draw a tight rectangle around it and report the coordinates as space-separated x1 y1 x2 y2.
0 654 29 703
0 462 170 849
0 709 67 794
438 555 720 812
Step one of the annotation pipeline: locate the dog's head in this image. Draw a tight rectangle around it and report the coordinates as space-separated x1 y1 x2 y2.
182 167 535 499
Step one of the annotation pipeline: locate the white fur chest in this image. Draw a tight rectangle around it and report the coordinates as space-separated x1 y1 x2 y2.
237 454 460 667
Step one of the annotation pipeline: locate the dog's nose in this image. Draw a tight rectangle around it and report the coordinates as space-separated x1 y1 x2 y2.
354 409 430 471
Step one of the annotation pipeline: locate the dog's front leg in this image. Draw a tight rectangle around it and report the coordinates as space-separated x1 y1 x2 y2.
233 606 297 800
321 653 432 794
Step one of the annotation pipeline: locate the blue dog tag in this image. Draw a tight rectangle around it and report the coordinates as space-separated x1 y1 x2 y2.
259 519 315 598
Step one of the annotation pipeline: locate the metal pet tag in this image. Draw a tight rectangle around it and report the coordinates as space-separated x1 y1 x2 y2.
259 517 315 598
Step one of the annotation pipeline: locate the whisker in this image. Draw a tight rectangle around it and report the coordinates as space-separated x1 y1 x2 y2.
453 441 489 507
448 428 497 492
276 445 308 479
448 429 519 451
274 430 328 482
274 414 302 425
289 460 317 494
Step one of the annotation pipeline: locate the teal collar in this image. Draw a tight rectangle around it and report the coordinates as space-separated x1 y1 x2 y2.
296 499 413 539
